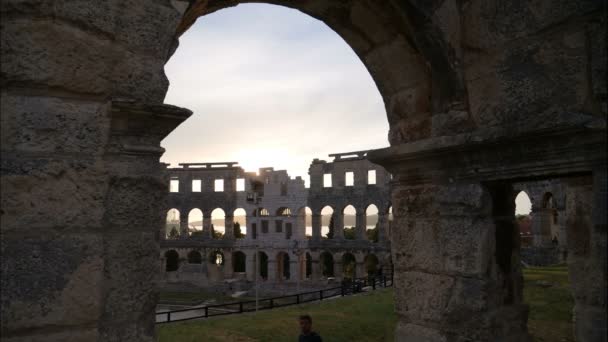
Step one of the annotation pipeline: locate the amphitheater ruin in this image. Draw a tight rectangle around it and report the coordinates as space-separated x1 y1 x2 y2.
1 1 606 342
159 152 392 292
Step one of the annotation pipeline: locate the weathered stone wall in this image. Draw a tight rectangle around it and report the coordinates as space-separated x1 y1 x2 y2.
1 0 605 341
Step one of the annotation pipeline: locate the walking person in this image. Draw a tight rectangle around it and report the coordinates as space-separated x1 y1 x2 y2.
298 315 322 342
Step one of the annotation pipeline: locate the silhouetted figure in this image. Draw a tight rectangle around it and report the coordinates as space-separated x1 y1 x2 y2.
298 315 322 342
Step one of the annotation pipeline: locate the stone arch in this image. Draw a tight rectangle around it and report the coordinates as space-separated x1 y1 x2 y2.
208 250 225 266
297 206 313 238
364 254 380 277
187 250 202 264
342 204 357 240
305 252 312 279
276 207 292 217
233 208 247 239
514 191 533 247
319 251 334 278
173 1 464 143
320 205 334 239
210 208 226 239
166 208 180 238
342 252 357 280
233 251 246 273
365 204 379 242
276 251 290 281
164 250 179 272
187 208 203 235
258 251 269 280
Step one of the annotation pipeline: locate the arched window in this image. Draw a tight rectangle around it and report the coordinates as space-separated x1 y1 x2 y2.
364 254 379 277
277 252 290 281
366 204 379 242
321 206 334 239
343 205 356 240
166 209 180 239
233 208 247 239
211 208 226 239
188 208 203 236
209 250 225 266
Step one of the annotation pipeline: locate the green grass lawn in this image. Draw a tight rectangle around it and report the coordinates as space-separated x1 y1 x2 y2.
157 265 573 342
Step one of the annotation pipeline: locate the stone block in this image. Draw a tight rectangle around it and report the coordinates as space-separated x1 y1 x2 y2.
0 233 104 331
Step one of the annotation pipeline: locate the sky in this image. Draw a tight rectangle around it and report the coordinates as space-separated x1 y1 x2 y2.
161 3 389 186
161 3 532 216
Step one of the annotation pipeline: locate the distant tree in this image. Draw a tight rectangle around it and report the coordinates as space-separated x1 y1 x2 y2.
168 227 179 239
234 222 244 238
326 216 335 239
344 227 356 240
366 223 379 242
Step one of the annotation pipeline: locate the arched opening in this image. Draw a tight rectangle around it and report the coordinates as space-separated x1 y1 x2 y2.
320 251 334 278
188 208 203 237
321 206 334 239
298 207 313 239
208 250 225 266
515 191 533 247
165 209 180 239
164 250 179 272
276 252 290 281
233 208 247 239
305 252 312 279
210 208 225 239
276 207 292 217
342 253 357 280
365 204 379 242
258 251 269 280
233 251 246 273
187 250 202 264
343 205 356 240
364 254 380 277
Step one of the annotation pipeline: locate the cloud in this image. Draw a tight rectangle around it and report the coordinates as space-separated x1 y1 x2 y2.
161 3 388 181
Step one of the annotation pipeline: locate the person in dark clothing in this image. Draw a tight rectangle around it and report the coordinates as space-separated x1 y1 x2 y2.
298 315 322 342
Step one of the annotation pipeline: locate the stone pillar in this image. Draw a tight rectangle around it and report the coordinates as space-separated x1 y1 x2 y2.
334 258 343 280
223 251 233 279
245 251 256 281
311 253 322 281
355 212 366 240
312 214 322 241
179 214 189 238
356 262 365 279
333 211 344 240
539 208 554 246
289 258 299 282
530 205 544 247
378 213 389 243
566 174 607 342
224 214 234 239
203 213 212 239
267 260 277 282
390 181 529 341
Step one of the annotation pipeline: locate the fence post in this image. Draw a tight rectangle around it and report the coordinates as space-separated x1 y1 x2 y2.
167 311 171 322
270 299 274 309
372 277 376 290
383 275 387 287
320 290 324 301
239 302 243 313
296 294 300 304
341 285 345 297
205 306 208 318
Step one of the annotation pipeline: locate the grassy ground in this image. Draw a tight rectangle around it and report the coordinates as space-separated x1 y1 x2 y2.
157 265 573 341
524 264 573 341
